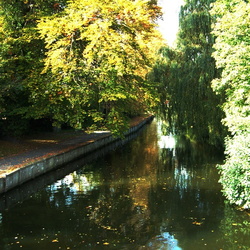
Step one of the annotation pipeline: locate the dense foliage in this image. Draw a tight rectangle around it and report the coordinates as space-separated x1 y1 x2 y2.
0 0 67 135
150 0 226 146
211 0 250 209
0 0 163 136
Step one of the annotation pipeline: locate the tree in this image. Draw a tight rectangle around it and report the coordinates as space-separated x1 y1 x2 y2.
0 0 163 136
35 0 163 135
0 0 67 135
175 0 226 145
150 0 226 145
147 46 180 135
210 0 250 209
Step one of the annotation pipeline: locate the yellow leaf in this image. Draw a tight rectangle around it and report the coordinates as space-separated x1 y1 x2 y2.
192 221 203 226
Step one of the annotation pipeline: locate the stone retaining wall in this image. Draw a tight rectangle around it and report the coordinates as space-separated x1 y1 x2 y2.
0 116 153 194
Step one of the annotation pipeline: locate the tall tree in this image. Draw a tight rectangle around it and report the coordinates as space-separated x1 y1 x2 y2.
174 0 226 145
0 0 163 136
0 0 67 135
211 0 250 209
36 0 163 135
151 0 226 145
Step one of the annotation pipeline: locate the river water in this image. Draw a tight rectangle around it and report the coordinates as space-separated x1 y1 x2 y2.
0 120 249 250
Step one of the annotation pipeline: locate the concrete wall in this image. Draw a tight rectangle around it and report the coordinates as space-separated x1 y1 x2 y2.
0 116 153 194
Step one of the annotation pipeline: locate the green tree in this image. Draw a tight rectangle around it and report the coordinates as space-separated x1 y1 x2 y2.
0 0 162 136
150 0 226 145
211 0 250 209
175 0 226 145
0 0 67 135
148 46 180 134
35 0 163 135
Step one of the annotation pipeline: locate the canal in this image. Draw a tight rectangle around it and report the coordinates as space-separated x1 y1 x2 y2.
0 120 249 249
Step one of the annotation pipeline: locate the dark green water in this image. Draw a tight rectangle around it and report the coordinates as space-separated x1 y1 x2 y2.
0 120 249 250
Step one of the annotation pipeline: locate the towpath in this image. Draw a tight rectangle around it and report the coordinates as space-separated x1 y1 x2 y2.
0 116 150 177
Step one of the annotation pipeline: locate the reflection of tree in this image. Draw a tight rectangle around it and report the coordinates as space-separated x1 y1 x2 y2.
89 185 134 235
1 120 241 249
158 138 222 194
82 120 227 248
174 165 192 198
218 204 250 249
30 122 161 247
147 130 227 249
47 169 102 207
87 122 160 244
148 176 226 249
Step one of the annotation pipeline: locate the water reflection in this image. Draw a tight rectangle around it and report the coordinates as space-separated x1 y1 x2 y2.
0 120 249 249
49 171 99 196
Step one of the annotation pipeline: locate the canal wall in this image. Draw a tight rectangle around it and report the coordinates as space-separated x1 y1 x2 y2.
0 116 153 194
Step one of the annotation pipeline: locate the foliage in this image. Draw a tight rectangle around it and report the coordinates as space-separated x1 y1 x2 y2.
0 0 163 136
34 0 163 135
175 0 227 145
148 46 180 134
150 0 226 146
211 0 250 209
0 0 67 135
218 133 250 209
219 203 250 248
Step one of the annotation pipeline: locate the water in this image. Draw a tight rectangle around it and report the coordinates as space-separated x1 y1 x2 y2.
0 120 249 250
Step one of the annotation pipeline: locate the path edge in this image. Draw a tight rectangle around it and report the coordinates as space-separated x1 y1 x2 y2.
0 116 153 194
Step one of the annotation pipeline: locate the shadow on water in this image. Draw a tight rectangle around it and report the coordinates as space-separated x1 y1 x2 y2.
0 120 249 250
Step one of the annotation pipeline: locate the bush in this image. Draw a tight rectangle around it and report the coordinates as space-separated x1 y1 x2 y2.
218 132 250 209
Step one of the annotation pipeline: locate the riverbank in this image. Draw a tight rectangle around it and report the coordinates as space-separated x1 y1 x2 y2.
0 115 153 194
